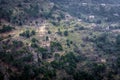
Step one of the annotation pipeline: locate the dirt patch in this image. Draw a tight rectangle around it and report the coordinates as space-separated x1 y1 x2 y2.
37 23 47 37
46 58 54 63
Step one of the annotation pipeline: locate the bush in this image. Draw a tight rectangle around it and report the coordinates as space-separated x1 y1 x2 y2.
64 31 68 36
31 30 36 35
50 41 63 52
31 43 38 48
31 38 38 43
48 30 51 34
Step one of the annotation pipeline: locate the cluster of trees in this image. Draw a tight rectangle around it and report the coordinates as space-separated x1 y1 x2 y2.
43 5 65 21
0 25 14 33
88 33 120 54
0 39 38 80
0 38 58 80
0 37 120 80
50 52 110 80
20 30 36 38
0 0 66 26
0 40 33 69
51 52 81 74
26 4 39 17
0 0 26 25
38 47 49 59
30 39 63 60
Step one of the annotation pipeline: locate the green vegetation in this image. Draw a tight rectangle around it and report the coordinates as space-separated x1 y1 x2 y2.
31 38 38 43
73 71 95 80
50 41 63 52
0 25 14 33
20 30 36 38
64 30 68 36
0 0 120 80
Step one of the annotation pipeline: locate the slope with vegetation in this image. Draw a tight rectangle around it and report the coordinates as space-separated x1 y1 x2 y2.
0 0 120 80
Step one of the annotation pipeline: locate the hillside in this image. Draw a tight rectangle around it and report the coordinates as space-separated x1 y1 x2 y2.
51 0 120 23
0 0 120 80
0 0 65 25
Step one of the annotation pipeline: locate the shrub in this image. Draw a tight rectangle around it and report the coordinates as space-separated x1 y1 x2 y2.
31 38 38 43
64 31 68 36
50 41 63 52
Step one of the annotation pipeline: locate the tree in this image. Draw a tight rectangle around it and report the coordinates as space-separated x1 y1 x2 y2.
57 29 62 36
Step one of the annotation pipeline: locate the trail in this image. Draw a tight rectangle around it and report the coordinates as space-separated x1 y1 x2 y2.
0 29 22 42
